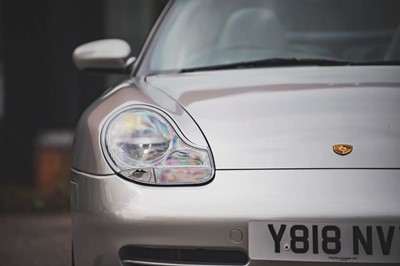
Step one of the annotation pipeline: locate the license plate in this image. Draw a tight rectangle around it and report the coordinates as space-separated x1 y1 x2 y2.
249 221 400 263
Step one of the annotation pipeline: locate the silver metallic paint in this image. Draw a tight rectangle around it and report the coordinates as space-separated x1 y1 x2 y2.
72 65 400 266
147 66 400 170
71 169 400 266
73 39 134 71
72 65 400 265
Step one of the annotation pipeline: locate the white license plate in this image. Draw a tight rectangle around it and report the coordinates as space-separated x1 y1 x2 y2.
249 221 400 263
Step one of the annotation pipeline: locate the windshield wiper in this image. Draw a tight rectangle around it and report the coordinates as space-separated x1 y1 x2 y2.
180 58 351 73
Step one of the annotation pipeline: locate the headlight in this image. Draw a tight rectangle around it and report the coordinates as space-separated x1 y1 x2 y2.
101 106 214 185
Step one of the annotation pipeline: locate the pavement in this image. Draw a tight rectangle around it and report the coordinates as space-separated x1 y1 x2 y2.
0 213 71 266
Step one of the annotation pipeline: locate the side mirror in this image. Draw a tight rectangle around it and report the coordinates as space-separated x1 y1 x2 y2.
73 39 135 74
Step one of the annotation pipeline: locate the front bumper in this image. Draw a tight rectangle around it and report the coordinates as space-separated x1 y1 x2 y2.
71 169 400 266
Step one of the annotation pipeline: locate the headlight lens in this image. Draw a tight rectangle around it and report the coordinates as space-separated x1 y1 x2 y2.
102 107 214 185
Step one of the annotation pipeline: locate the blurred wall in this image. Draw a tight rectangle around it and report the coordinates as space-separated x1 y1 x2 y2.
105 0 167 87
106 0 166 55
0 0 167 184
0 0 3 118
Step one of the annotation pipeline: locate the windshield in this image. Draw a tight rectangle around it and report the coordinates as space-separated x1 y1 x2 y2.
142 0 400 73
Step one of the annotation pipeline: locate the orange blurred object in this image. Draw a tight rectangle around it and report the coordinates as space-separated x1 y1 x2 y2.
35 131 73 195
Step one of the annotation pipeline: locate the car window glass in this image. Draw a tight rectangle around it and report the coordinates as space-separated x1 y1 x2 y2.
146 0 400 73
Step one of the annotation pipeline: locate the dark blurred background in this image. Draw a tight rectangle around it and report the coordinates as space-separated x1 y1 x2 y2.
0 0 167 211
0 0 167 265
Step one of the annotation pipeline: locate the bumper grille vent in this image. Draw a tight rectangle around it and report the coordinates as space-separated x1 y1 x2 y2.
119 246 248 266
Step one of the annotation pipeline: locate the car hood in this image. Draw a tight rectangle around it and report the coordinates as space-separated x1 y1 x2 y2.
146 66 400 169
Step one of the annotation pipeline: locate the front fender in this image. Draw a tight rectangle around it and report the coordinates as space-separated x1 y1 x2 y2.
72 77 208 175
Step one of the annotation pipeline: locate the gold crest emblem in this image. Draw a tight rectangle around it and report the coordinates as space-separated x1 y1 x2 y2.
333 144 353 156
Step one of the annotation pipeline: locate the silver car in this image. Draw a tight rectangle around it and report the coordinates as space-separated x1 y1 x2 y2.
71 0 400 265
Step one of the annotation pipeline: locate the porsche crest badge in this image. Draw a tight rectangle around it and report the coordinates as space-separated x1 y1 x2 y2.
333 144 353 156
